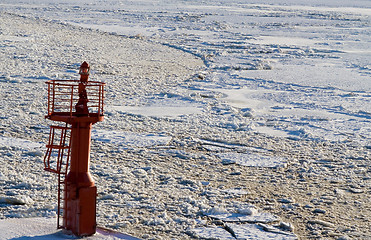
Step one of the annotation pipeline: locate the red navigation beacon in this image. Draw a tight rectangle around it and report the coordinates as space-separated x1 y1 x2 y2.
43 62 105 236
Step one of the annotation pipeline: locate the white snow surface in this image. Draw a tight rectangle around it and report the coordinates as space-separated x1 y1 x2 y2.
0 0 370 239
0 217 138 239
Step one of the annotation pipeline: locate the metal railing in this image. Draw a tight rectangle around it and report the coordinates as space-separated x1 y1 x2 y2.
46 80 105 119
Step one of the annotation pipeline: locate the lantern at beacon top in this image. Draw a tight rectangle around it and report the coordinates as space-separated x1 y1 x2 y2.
79 61 90 82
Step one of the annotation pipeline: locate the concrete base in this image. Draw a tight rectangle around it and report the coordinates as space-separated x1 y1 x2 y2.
0 217 141 239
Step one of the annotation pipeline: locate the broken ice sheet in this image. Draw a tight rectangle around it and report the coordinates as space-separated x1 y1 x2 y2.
109 97 203 118
228 223 297 240
218 152 287 168
221 188 249 196
207 212 280 224
197 138 268 154
0 136 43 151
92 129 171 149
0 196 33 205
189 226 235 240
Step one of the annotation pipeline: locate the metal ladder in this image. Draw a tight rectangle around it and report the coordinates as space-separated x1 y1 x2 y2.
43 125 71 229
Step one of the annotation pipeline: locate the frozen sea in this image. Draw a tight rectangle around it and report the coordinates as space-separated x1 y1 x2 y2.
1 0 370 145
0 0 371 146
0 0 370 239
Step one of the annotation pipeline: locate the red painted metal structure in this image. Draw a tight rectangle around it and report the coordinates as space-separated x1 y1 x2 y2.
44 62 104 236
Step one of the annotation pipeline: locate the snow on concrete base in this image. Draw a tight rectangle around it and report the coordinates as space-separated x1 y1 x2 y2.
0 217 140 240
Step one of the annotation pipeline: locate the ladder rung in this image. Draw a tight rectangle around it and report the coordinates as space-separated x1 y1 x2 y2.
46 144 70 149
44 168 60 174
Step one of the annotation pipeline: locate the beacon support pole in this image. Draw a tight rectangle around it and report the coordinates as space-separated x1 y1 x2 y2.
64 62 96 235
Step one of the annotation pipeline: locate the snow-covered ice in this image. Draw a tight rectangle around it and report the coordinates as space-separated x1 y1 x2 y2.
218 152 287 168
0 136 43 151
92 129 172 149
1 0 369 144
0 0 370 239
